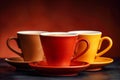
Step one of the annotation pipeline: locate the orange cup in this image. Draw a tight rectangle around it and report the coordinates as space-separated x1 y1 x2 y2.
6 31 46 61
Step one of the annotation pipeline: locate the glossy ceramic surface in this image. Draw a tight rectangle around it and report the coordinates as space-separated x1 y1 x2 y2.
29 61 90 76
5 57 32 71
86 57 114 71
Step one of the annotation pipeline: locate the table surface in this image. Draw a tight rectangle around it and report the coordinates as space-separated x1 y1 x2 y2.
0 58 120 80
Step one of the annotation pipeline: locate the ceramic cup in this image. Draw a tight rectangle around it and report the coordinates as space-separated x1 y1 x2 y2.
6 31 46 61
68 30 113 64
40 32 89 66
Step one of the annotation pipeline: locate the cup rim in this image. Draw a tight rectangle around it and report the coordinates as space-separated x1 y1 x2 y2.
68 30 102 35
40 32 77 37
17 31 46 35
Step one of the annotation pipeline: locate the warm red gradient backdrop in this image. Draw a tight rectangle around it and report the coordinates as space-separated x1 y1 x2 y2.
0 0 119 58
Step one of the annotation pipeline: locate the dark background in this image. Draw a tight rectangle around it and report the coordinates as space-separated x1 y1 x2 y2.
0 0 119 58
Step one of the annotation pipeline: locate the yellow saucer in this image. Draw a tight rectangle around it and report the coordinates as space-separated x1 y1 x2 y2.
86 57 114 71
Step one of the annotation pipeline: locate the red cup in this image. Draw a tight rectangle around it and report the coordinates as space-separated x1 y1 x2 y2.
40 32 89 66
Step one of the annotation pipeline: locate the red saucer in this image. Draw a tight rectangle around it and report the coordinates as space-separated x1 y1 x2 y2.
29 61 90 76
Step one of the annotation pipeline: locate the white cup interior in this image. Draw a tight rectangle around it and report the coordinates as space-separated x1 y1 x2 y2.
68 30 102 35
40 32 77 37
17 31 46 35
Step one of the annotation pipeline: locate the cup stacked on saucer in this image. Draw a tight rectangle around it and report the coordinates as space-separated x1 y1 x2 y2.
68 30 113 71
5 31 46 70
6 31 90 76
5 30 113 76
29 32 90 76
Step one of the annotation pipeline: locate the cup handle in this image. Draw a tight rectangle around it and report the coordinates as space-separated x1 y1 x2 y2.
6 37 23 57
72 39 89 61
96 36 113 57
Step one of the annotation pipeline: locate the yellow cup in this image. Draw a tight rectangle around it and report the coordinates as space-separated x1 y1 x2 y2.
68 30 113 64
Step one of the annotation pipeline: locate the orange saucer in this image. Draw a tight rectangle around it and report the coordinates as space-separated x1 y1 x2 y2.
86 57 114 71
29 61 90 76
5 57 32 71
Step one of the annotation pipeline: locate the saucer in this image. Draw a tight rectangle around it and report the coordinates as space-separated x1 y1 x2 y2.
86 57 114 71
29 61 90 76
5 57 32 71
